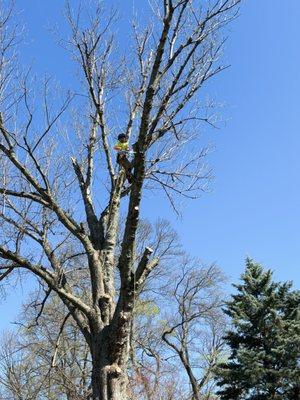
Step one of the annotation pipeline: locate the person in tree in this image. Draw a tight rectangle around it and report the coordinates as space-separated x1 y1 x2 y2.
113 133 133 184
215 258 300 400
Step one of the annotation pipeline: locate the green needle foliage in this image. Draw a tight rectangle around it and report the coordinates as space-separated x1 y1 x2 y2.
215 258 300 400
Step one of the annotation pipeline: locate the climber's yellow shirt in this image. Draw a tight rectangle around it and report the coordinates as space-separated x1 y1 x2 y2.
114 141 129 151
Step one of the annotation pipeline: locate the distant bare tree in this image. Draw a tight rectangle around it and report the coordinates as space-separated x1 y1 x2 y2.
0 1 240 399
0 303 90 400
162 262 226 400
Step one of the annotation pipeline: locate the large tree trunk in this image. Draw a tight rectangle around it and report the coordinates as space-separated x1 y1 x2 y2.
91 359 126 400
90 323 131 400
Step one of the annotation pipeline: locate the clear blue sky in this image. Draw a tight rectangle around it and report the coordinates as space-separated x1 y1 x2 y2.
1 0 299 330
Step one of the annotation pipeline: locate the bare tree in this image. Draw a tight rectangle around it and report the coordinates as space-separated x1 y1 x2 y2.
162 262 226 400
0 1 240 399
0 301 91 400
127 257 226 400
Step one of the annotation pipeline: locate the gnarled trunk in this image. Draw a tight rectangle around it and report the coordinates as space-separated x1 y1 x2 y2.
90 324 130 400
91 361 126 400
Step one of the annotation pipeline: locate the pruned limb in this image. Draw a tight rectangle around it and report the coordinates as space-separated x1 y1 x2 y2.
135 247 159 291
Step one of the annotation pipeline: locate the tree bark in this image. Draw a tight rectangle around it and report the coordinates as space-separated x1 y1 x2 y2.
90 326 130 400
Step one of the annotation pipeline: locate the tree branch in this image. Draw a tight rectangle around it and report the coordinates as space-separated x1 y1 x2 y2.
0 247 93 318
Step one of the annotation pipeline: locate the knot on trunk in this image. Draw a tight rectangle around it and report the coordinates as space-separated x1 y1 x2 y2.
119 310 132 324
99 293 110 304
104 363 122 377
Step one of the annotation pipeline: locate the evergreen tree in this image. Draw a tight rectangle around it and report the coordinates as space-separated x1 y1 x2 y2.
215 259 300 400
